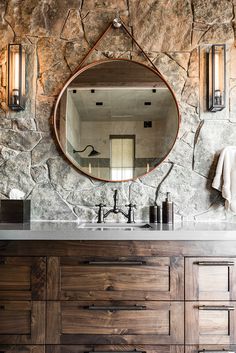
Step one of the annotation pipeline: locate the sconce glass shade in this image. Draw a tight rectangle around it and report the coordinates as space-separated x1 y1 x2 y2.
8 44 26 111
207 44 226 112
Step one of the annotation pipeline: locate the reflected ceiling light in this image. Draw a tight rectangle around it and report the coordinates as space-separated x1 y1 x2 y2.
207 44 226 112
73 145 100 157
8 44 26 111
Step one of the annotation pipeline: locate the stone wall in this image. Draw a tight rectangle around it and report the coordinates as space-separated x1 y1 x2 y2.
0 0 236 222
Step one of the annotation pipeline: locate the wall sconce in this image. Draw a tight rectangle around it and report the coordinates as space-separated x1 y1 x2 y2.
207 44 226 112
8 44 26 111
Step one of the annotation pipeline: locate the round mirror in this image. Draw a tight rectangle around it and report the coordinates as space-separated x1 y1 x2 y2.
54 59 180 182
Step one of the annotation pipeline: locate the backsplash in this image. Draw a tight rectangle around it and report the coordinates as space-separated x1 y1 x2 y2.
0 0 236 222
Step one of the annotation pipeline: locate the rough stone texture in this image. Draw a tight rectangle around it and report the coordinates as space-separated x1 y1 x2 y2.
192 0 233 25
130 0 192 52
0 0 236 221
194 120 236 179
0 152 35 197
31 134 59 166
47 157 92 199
0 129 41 151
5 0 81 37
29 182 77 220
36 96 55 132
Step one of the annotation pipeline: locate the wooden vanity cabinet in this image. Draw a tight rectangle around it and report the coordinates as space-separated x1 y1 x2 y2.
2 240 236 353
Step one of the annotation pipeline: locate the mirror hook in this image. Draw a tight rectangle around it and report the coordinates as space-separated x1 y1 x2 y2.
113 9 122 28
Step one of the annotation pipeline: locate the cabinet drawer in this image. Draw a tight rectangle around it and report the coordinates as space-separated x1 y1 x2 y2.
47 256 184 300
0 346 45 353
0 301 45 344
46 345 184 353
185 257 236 300
185 301 236 344
46 301 184 344
185 345 236 353
0 257 46 300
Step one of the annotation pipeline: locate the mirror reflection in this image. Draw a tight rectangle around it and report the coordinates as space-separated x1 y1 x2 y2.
55 60 179 181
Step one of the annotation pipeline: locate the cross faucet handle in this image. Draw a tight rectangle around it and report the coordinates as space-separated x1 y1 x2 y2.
125 203 136 209
95 203 106 208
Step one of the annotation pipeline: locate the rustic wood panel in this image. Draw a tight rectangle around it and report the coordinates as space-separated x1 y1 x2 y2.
46 302 61 344
0 301 45 345
46 345 184 353
185 257 236 300
0 257 46 300
57 256 183 301
185 344 236 353
47 301 184 345
0 346 45 353
47 257 60 300
2 240 236 257
185 301 236 344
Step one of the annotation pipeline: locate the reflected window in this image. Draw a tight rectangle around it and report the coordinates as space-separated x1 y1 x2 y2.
110 135 135 180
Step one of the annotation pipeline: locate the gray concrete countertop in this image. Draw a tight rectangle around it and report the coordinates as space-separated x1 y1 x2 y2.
0 221 236 240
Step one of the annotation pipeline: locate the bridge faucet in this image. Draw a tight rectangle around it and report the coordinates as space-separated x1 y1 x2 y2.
96 189 136 223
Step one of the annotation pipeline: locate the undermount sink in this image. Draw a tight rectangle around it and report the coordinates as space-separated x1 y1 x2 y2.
78 223 152 230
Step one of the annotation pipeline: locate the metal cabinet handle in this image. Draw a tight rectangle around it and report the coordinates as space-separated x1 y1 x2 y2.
87 261 146 266
87 351 146 353
87 304 147 311
199 351 235 353
198 349 235 353
196 261 234 266
198 305 234 311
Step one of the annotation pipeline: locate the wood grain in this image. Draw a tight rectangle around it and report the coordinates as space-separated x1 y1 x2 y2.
46 345 184 353
185 301 236 344
185 257 236 300
48 301 184 345
58 256 183 301
0 302 45 345
0 257 46 300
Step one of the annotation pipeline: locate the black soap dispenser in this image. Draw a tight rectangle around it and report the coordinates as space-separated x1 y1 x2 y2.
162 192 174 224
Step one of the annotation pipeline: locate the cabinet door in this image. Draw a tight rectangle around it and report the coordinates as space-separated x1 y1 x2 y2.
185 301 236 344
0 301 45 344
0 257 46 300
185 257 236 300
46 301 184 345
46 345 184 353
47 256 184 301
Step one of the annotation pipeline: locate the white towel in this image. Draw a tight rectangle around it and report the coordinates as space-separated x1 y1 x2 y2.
212 146 236 213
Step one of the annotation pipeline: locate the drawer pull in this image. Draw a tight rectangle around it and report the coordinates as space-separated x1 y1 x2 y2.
198 351 235 353
87 304 147 311
87 261 146 266
198 305 234 311
0 305 5 310
87 351 146 353
196 261 234 266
